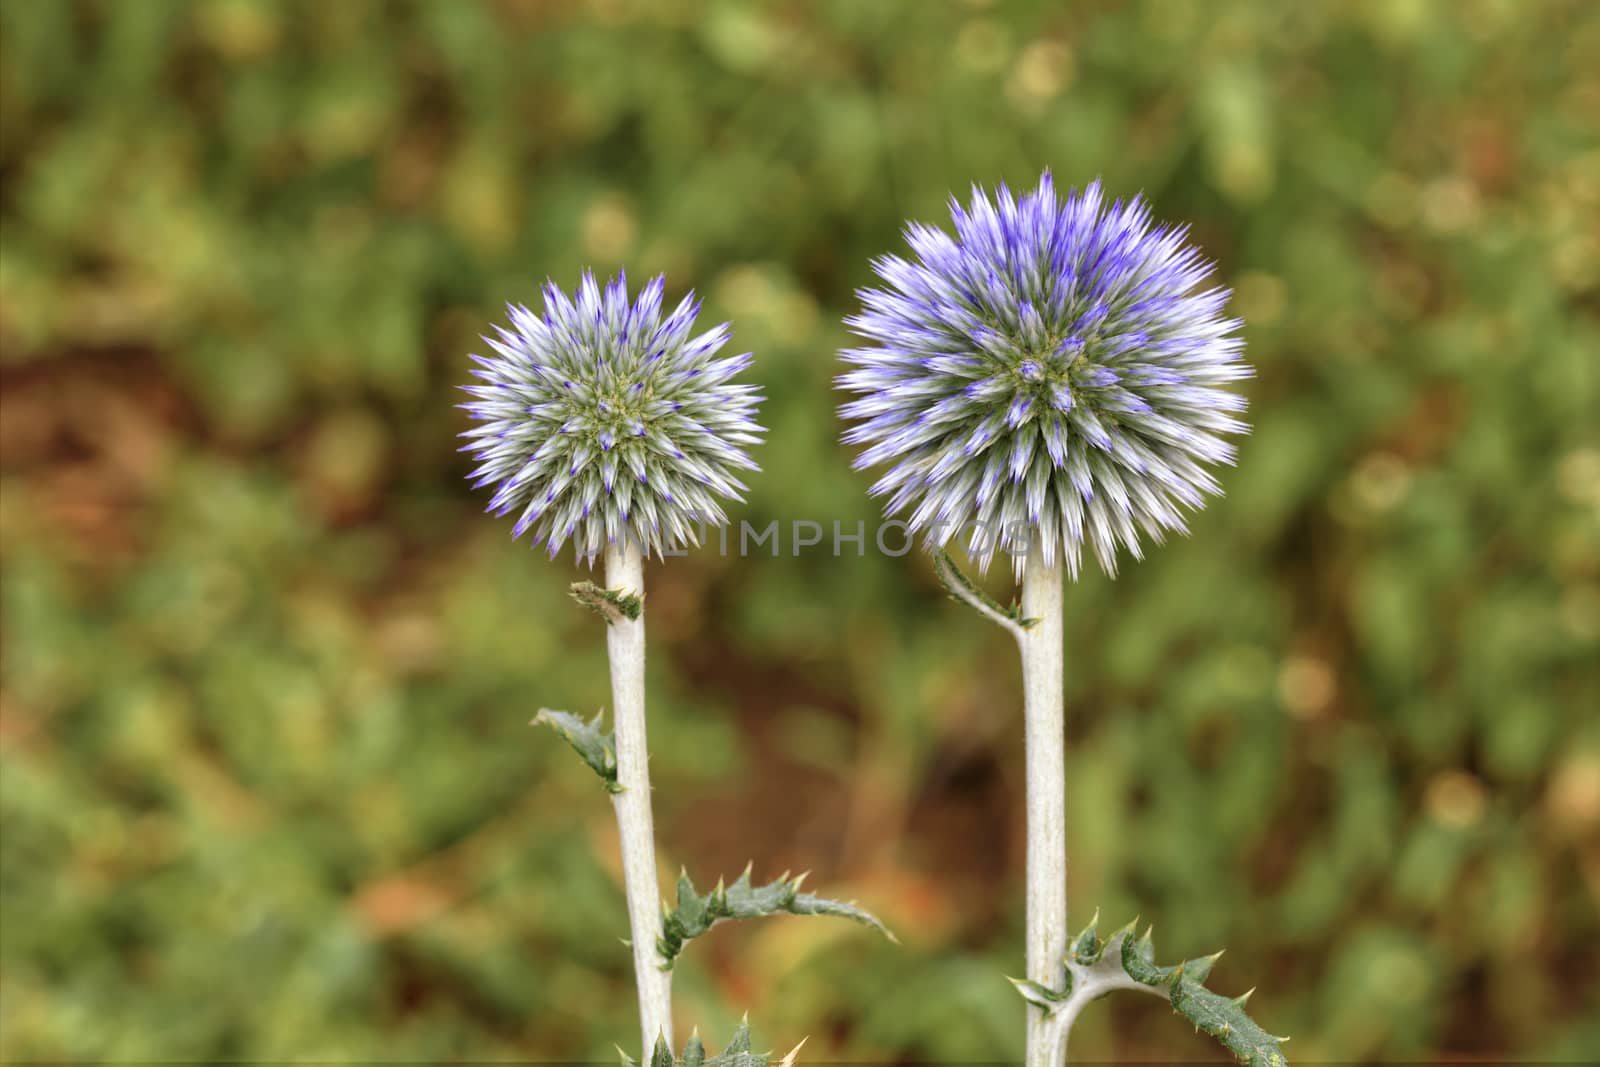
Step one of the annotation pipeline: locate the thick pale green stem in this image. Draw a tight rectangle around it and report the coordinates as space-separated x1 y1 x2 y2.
604 540 673 1054
1018 548 1067 1067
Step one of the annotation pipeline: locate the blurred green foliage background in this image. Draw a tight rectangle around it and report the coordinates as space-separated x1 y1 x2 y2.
2 0 1598 1062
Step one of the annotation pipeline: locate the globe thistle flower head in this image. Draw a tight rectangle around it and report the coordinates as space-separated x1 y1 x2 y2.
838 172 1250 577
462 270 764 561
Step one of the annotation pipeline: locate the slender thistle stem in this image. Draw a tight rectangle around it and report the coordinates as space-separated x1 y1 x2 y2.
1018 548 1067 1067
604 539 673 1054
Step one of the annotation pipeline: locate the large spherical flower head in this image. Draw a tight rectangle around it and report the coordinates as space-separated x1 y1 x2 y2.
838 172 1251 577
462 270 764 561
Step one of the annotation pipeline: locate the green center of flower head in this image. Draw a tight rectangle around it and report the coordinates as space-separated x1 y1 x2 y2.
966 296 1164 441
587 392 650 444
983 329 1144 436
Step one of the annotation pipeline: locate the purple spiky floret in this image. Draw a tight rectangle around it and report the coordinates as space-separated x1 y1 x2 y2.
461 270 764 560
837 172 1251 577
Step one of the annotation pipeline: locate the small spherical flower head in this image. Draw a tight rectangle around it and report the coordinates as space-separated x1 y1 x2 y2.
837 172 1250 577
462 270 764 561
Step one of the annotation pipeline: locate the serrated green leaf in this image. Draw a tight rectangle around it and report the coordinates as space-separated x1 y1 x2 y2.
681 1031 707 1067
622 1020 781 1067
1008 975 1071 1012
532 708 621 793
1106 917 1289 1067
1071 908 1104 964
657 865 894 969
721 1018 753 1056
1170 977 1289 1067
627 1034 673 1067
931 550 1037 629
1118 920 1174 986
1182 949 1225 986
570 579 643 623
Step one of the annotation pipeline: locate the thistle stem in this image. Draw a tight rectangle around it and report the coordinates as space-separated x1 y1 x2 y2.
1018 548 1067 1067
604 539 673 1054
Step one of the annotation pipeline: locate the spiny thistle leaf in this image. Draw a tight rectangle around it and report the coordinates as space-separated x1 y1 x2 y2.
1169 976 1287 1067
1071 907 1104 964
623 1019 802 1067
1008 975 1071 1010
932 549 1036 628
570 579 644 623
532 708 620 793
657 865 895 969
1117 917 1169 986
1110 918 1290 1067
